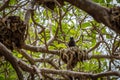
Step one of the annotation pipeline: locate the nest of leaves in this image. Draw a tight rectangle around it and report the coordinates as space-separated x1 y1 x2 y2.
110 6 120 29
0 16 27 50
60 47 88 69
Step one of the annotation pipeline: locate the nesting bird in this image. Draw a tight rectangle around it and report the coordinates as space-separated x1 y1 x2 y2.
68 37 76 47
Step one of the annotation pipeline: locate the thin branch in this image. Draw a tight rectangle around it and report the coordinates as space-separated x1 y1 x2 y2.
34 58 59 69
0 0 10 12
90 55 120 60
17 54 120 79
18 49 59 69
31 10 45 29
22 44 120 60
87 41 103 53
18 59 120 79
22 44 59 55
4 0 29 17
32 65 43 79
40 68 120 79
24 0 35 24
18 49 35 64
18 60 34 73
93 71 120 78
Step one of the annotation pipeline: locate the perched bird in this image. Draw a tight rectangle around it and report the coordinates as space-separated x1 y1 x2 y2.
68 37 76 47
68 37 76 80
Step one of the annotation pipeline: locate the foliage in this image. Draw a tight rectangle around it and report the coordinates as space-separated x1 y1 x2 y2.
0 0 120 80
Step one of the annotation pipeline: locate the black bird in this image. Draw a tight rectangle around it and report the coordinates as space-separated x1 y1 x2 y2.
68 37 76 80
68 37 76 47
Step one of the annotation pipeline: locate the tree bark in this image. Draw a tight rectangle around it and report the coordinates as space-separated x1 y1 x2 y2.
64 0 120 34
0 43 23 80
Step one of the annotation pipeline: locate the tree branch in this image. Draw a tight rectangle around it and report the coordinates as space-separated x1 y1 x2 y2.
0 0 10 12
17 59 120 79
22 44 59 55
0 43 23 80
90 55 120 60
40 68 120 79
64 0 120 34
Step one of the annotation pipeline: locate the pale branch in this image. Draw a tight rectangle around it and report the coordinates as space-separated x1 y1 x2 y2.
24 9 32 24
93 71 120 79
56 38 66 44
22 44 120 60
0 43 23 80
46 36 55 47
90 55 120 60
18 60 34 73
40 68 120 79
31 10 45 30
34 58 70 79
18 60 56 79
64 0 120 34
17 60 120 79
87 41 103 53
18 49 35 64
32 65 43 80
42 15 58 48
24 0 35 24
34 58 59 69
92 22 112 54
18 49 59 69
61 5 73 19
22 44 59 55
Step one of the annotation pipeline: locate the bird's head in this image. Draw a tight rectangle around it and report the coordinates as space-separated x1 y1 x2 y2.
70 37 74 40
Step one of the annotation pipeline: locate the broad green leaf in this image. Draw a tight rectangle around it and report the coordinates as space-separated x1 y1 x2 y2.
81 22 91 28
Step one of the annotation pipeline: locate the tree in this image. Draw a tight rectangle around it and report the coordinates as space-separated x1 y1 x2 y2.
0 0 120 80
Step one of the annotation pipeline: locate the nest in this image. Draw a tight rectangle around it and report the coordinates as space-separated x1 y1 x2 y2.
37 0 64 11
110 6 120 29
60 47 88 69
0 16 27 50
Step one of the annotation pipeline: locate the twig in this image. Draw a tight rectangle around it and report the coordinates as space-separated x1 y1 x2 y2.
0 0 10 12
87 41 103 53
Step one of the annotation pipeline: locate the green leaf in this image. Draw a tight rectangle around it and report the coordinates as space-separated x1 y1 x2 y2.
9 0 16 5
106 0 112 3
0 76 4 80
106 34 112 39
81 22 91 28
92 0 105 3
